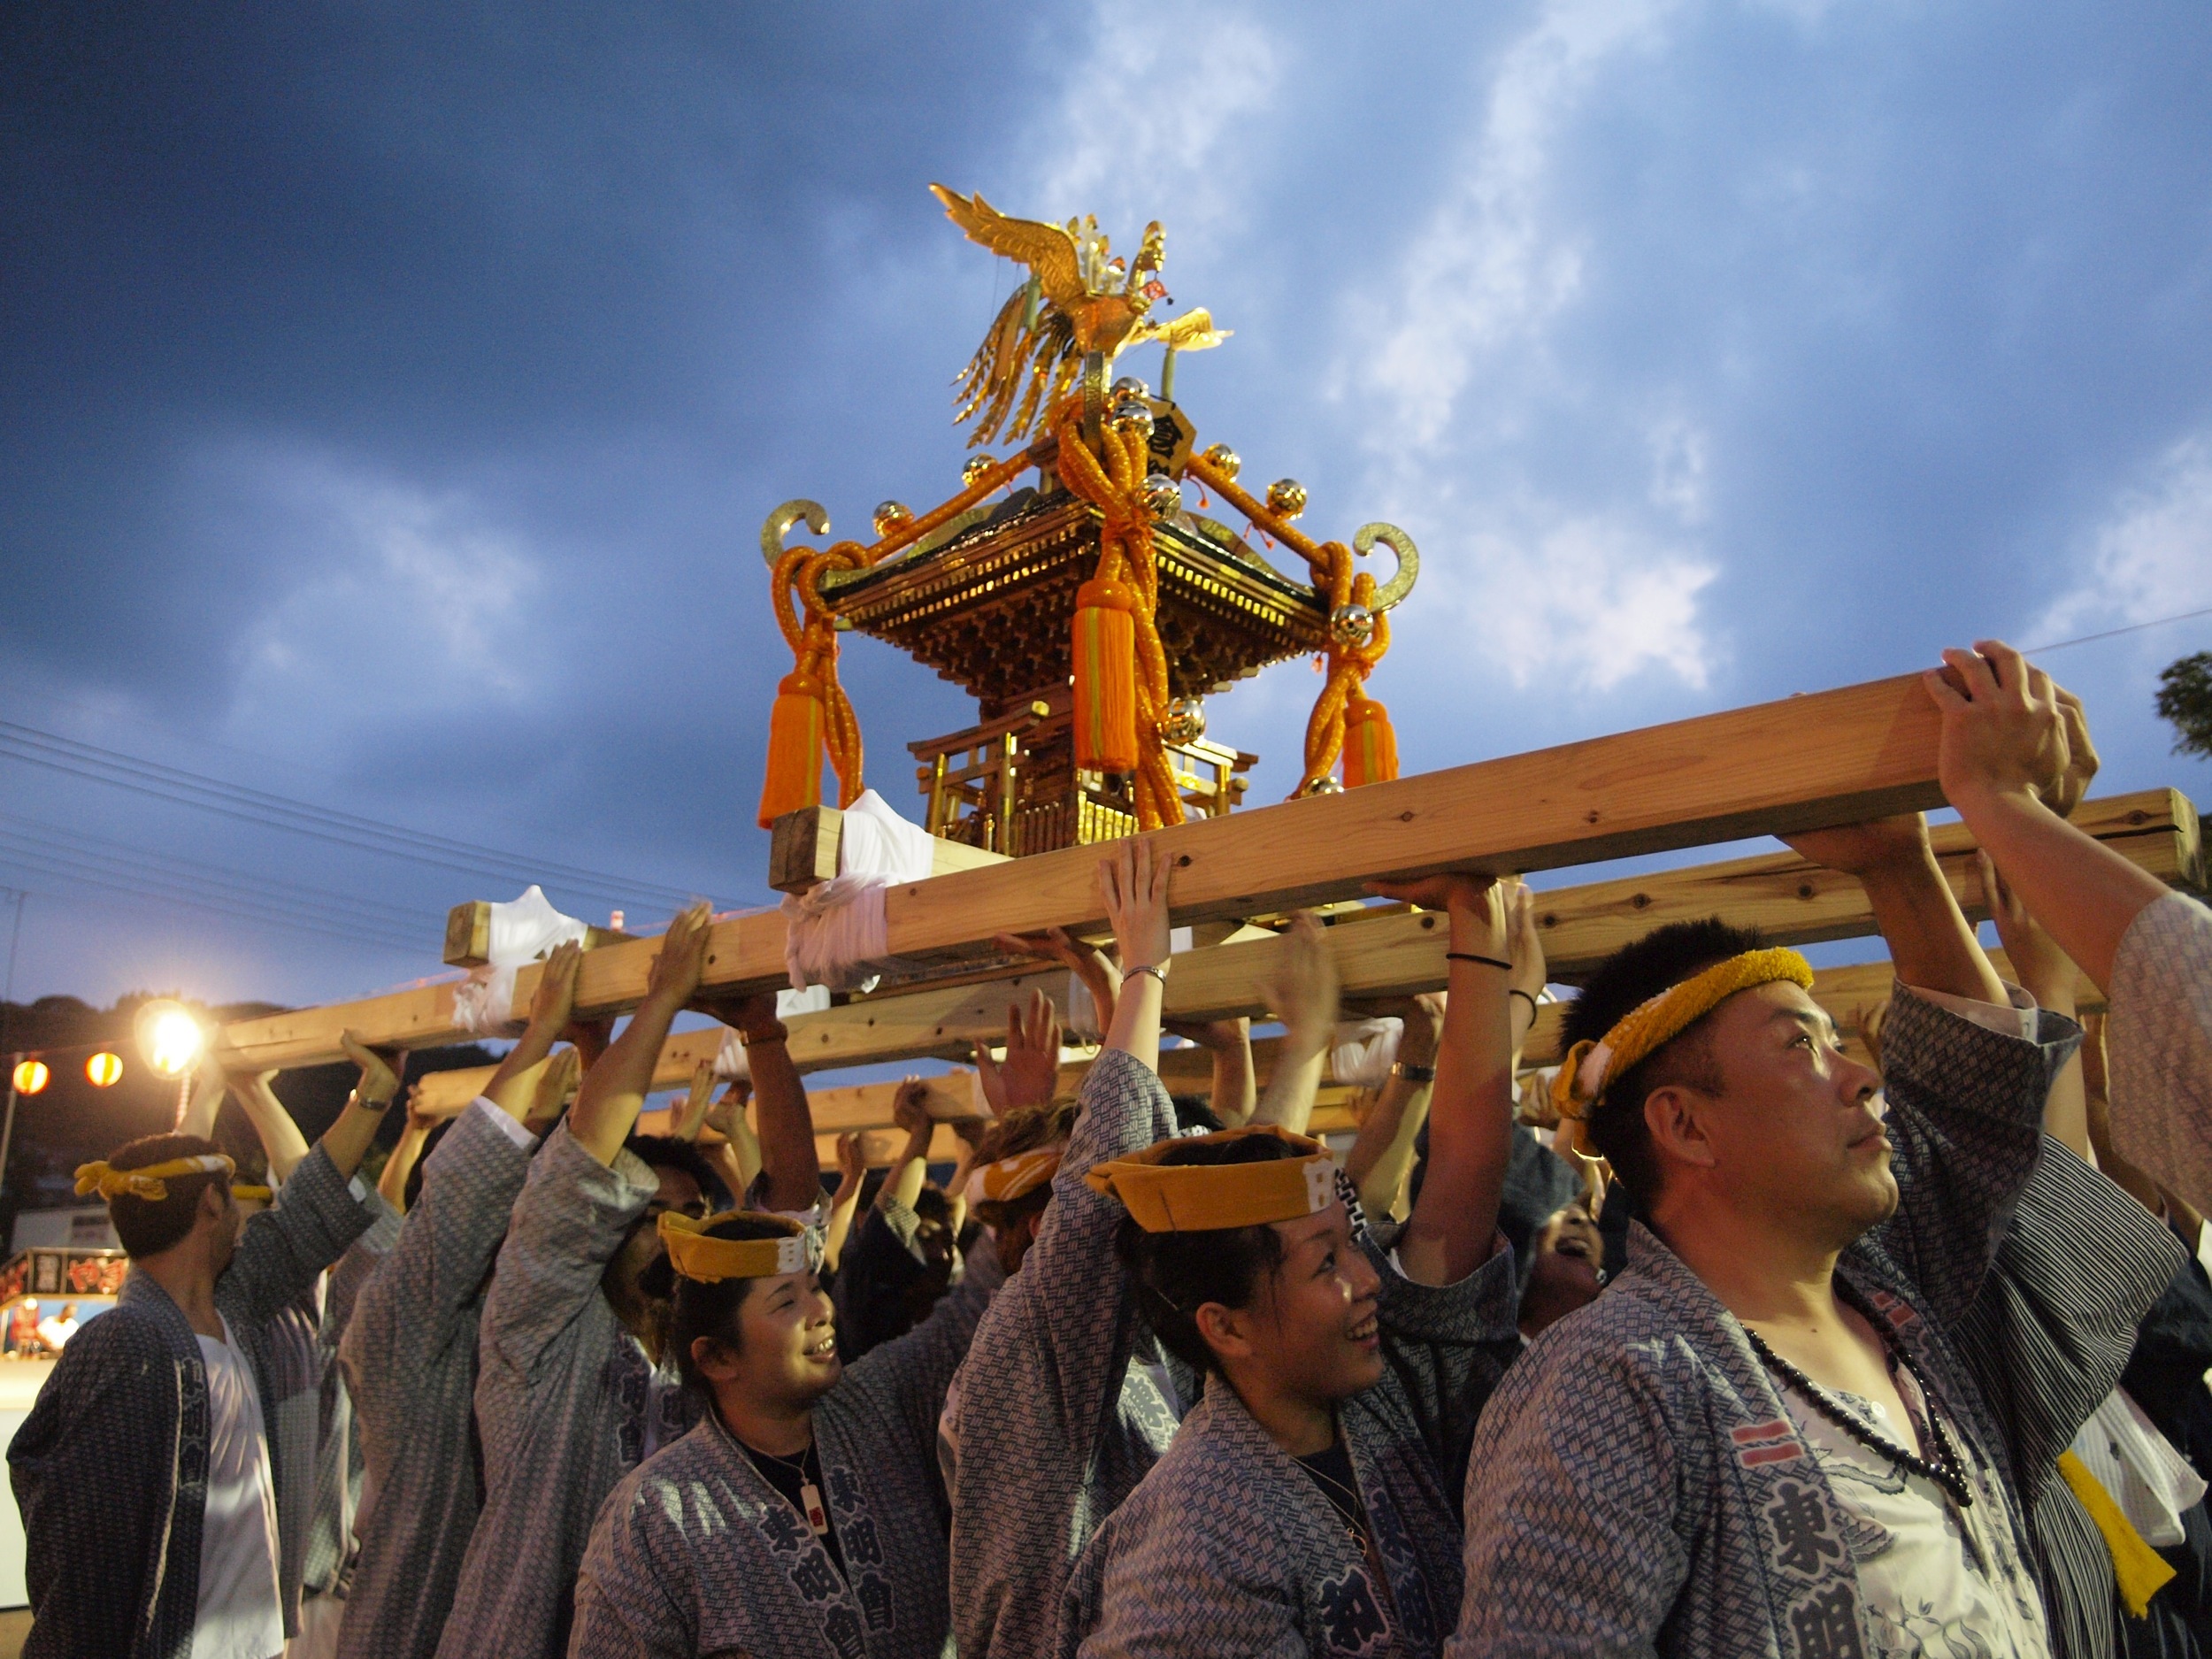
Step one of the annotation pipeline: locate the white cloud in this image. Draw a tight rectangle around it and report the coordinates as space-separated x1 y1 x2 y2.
1401 495 1720 692
203 443 547 735
1351 0 1681 450
1025 2 1281 241
2035 432 2212 643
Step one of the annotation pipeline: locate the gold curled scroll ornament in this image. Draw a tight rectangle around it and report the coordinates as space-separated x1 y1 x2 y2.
762 500 832 570
1353 522 1419 611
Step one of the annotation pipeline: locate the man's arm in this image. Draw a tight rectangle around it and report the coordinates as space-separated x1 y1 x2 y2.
880 1080 935 1216
1250 912 1336 1133
377 1095 435 1212
1783 815 2006 1005
226 1066 312 1185
1982 851 2091 1160
1368 875 1514 1286
320 1033 405 1179
1100 837 1171 1069
719 998 822 1214
1163 1018 1256 1126
823 1132 868 1272
1925 640 2160 991
568 903 711 1166
1343 995 1441 1221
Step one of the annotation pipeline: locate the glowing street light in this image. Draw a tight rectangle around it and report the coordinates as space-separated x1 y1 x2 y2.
10 1059 47 1096
135 1001 208 1079
85 1052 124 1087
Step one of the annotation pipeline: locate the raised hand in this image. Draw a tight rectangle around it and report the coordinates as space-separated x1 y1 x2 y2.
674 1061 718 1142
527 939 584 1038
703 1079 752 1142
892 1077 934 1139
1922 641 2074 810
340 1030 403 1105
1366 871 1500 928
834 1129 868 1192
975 989 1062 1115
1267 912 1339 1048
1507 879 1546 1002
1100 837 1172 972
526 1047 580 1133
1779 814 1932 879
646 902 715 1010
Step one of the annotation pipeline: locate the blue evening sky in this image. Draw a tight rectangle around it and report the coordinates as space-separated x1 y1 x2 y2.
2 1 2207 1014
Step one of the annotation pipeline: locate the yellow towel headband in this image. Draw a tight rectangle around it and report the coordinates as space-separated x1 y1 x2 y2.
967 1148 1061 1209
1087 1125 1338 1234
1549 947 1815 1122
231 1185 274 1204
75 1154 236 1202
657 1210 820 1284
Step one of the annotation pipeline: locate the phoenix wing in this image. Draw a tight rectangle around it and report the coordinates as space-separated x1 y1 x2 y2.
1135 309 1231 352
930 185 1088 308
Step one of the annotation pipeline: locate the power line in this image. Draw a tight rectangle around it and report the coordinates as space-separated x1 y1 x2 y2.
2024 605 2212 657
0 717 713 911
0 823 435 954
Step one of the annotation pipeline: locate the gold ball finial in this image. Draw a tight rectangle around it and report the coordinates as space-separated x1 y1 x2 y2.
1141 472 1182 518
1159 698 1207 745
872 500 914 538
1110 375 1151 400
1200 442 1240 480
1109 396 1155 442
1302 774 1345 796
962 456 997 488
1266 479 1308 520
1328 603 1375 649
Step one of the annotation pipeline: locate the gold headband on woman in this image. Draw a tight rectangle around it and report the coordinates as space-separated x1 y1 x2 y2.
75 1154 236 1203
1549 947 1816 1122
1087 1125 1337 1233
657 1210 820 1283
231 1185 274 1203
967 1148 1061 1209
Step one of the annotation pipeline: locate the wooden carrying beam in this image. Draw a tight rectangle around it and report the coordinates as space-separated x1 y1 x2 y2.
350 785 2193 1110
769 803 1010 895
221 672 1964 1067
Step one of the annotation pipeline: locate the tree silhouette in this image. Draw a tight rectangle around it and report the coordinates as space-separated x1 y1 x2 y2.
2157 652 2212 759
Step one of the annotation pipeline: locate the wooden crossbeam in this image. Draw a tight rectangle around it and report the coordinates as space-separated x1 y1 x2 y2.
769 803 1010 895
219 672 1959 1068
442 905 637 969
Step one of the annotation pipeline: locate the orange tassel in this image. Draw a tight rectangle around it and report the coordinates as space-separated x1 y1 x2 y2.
1071 577 1139 772
757 671 827 828
1343 694 1399 787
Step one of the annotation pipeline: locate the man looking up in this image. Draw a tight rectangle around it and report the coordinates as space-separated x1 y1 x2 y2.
1061 871 1523 1655
11 1033 402 1659
335 939 590 1659
1449 809 2180 1657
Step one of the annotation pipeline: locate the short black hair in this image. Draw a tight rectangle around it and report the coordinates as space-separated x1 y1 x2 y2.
624 1133 728 1210
1563 918 1758 1202
1170 1095 1225 1134
663 1214 810 1394
1112 1136 1294 1375
105 1133 229 1259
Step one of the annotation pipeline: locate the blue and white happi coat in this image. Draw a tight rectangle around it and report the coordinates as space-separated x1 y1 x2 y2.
1059 1224 1522 1658
568 1235 1003 1658
949 1047 1193 1659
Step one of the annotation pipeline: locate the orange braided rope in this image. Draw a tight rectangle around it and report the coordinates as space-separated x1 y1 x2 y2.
1294 543 1390 795
764 447 1043 812
1052 400 1184 829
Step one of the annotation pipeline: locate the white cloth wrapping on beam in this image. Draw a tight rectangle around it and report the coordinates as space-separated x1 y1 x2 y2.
1330 1018 1404 1088
780 790 939 993
451 886 589 1037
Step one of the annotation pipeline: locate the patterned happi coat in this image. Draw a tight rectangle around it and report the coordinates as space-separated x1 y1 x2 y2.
2108 892 2212 1220
569 1236 1005 1658
338 1100 533 1659
434 1122 698 1659
8 1146 374 1659
1449 984 2182 1659
949 1048 1192 1659
305 1194 403 1606
1061 1226 1522 1658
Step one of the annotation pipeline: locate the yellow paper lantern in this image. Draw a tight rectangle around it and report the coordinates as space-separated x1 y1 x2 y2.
11 1059 48 1095
85 1052 123 1088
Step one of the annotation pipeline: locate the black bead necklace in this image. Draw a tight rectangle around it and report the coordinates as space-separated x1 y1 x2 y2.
1741 1300 1975 1510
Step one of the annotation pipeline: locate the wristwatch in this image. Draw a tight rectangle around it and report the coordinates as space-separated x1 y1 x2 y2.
1390 1061 1438 1084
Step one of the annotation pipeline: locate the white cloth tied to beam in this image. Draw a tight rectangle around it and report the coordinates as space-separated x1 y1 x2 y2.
452 886 589 1037
1330 1018 1404 1088
780 791 938 993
